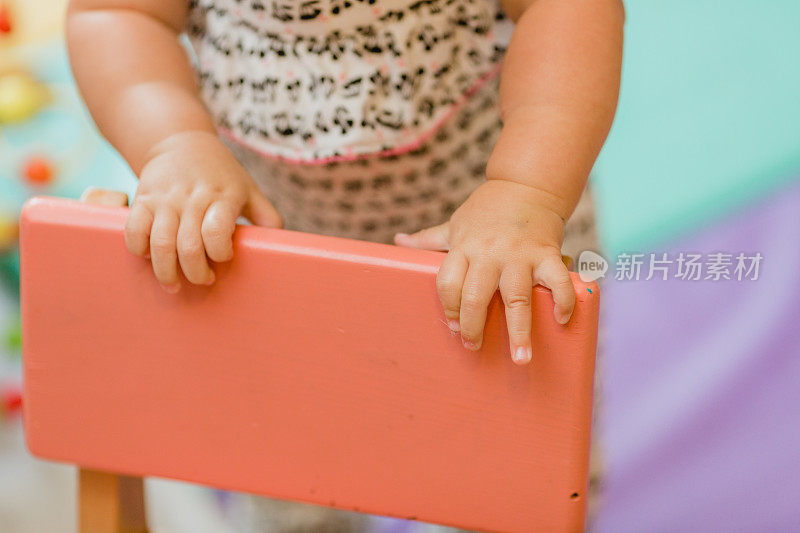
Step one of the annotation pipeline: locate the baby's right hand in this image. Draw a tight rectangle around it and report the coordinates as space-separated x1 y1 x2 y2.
124 131 282 292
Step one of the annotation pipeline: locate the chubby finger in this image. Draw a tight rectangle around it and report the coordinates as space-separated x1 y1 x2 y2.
201 200 241 263
534 252 576 324
125 203 154 257
149 209 181 293
436 251 468 333
244 188 283 228
394 222 450 251
81 187 129 207
499 267 533 365
459 261 501 351
177 202 215 285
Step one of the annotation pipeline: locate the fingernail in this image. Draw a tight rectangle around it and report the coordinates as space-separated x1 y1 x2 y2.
447 319 460 333
204 274 216 286
512 346 532 365
162 283 180 294
396 233 409 238
463 340 479 351
557 312 570 325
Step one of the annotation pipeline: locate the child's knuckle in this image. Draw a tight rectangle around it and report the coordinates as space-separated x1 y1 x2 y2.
436 275 459 295
461 291 483 310
178 239 204 258
202 222 226 241
124 229 144 248
508 323 530 338
442 309 460 319
504 292 531 309
150 238 174 253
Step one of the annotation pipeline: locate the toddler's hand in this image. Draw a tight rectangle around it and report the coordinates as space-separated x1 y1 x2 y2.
125 131 282 292
394 180 574 365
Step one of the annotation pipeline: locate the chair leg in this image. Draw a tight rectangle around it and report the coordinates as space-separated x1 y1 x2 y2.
79 469 149 533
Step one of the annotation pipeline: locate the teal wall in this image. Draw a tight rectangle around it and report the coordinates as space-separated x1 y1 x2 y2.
593 1 800 254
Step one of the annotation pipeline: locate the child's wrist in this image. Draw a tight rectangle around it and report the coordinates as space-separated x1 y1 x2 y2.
483 176 569 225
143 130 221 167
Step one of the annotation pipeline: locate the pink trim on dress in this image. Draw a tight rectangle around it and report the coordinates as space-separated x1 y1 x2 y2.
218 63 503 166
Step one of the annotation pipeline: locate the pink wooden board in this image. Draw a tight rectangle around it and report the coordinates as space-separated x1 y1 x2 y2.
20 197 599 532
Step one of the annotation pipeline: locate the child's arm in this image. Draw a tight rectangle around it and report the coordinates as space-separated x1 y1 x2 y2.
67 0 281 292
396 0 624 364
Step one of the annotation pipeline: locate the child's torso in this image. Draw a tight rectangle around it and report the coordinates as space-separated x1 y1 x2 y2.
186 0 513 163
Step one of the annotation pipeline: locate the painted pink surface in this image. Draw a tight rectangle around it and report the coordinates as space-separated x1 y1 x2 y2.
20 197 598 533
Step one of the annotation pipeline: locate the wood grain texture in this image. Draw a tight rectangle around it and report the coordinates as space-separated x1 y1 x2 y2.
20 197 599 533
79 469 149 533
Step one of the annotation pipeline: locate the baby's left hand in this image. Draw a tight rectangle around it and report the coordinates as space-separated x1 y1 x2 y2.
394 180 575 365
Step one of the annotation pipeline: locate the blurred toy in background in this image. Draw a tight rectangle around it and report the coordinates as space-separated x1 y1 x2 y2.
0 71 50 124
0 0 133 402
2 312 20 356
21 155 56 186
0 214 17 253
0 381 22 421
0 3 13 35
0 0 69 49
0 213 19 297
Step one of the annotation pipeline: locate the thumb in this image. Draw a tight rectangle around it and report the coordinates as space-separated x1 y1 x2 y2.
394 222 450 251
243 188 283 228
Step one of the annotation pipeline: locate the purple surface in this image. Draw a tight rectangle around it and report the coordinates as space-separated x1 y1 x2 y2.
594 178 800 532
